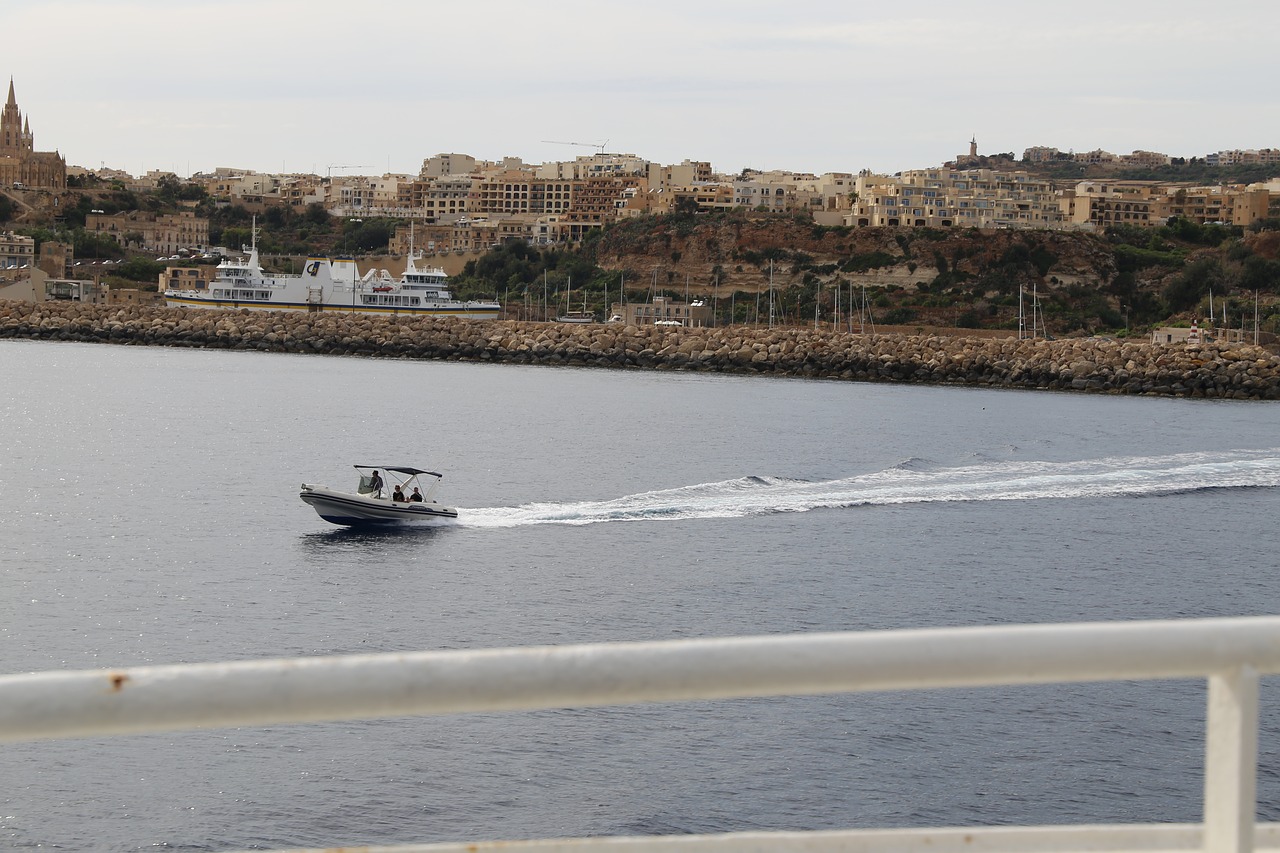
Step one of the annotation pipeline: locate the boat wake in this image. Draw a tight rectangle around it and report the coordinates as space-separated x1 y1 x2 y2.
458 449 1280 529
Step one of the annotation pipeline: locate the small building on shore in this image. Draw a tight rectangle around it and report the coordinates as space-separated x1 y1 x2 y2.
160 264 216 292
609 296 713 327
0 267 103 304
1151 323 1274 346
1151 325 1201 345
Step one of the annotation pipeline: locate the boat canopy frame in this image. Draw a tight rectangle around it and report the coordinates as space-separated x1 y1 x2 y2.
354 465 442 479
352 465 445 503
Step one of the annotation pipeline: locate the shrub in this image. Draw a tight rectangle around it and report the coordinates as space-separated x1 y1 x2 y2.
881 307 918 325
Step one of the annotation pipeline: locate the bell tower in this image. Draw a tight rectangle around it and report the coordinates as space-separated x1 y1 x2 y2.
2 79 37 154
1 78 27 154
0 79 67 190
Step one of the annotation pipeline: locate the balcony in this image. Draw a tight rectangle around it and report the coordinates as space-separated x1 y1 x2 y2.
2 617 1277 853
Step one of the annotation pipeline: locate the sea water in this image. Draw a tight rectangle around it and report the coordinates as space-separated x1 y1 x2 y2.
2 338 1279 851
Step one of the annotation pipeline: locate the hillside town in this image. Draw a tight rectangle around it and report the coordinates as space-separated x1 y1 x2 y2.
2 76 1279 341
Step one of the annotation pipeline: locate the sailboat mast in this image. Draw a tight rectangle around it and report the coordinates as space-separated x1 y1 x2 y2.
1019 286 1025 340
768 259 775 328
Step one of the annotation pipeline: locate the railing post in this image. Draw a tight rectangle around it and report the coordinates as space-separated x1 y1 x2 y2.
1204 666 1259 853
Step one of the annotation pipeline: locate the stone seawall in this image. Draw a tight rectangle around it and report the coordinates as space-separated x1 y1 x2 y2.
3 302 1279 400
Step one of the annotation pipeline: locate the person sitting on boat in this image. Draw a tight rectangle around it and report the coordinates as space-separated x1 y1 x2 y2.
392 485 405 502
409 487 424 502
368 470 384 498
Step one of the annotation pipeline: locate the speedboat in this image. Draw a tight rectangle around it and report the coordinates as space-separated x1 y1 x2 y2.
299 465 459 526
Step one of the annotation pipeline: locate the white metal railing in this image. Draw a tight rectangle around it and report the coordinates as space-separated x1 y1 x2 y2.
3 616 1280 853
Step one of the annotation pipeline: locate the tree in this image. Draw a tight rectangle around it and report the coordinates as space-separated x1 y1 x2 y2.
1240 255 1280 293
304 203 330 226
673 195 700 216
1164 257 1225 312
72 229 125 259
113 255 165 282
344 219 393 252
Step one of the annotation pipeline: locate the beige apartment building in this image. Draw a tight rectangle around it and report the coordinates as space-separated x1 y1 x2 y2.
670 183 734 213
1023 146 1065 164
1061 181 1161 228
87 210 209 254
402 175 475 223
278 174 325 209
734 180 791 211
556 176 647 241
158 264 216 292
323 173 411 216
1119 150 1172 168
421 153 478 178
471 171 536 216
1074 149 1119 167
1208 149 1280 166
847 168 1066 230
1153 185 1271 226
470 173 576 218
191 169 317 212
1064 181 1272 228
390 217 532 256
390 222 458 255
1 230 35 273
536 153 651 181
805 173 856 214
530 180 573 217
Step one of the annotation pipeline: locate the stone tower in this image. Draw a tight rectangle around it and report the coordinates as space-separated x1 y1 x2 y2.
2 79 34 155
0 79 66 190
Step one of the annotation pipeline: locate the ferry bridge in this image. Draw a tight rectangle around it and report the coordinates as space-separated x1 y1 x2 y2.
2 616 1278 853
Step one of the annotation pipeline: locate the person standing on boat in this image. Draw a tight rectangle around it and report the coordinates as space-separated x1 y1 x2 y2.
368 469 384 498
409 487 424 502
392 485 405 502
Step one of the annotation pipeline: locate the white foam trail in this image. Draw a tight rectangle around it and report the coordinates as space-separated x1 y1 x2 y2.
457 449 1280 529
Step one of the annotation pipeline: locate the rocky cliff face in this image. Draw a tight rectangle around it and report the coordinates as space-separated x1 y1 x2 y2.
595 213 1118 298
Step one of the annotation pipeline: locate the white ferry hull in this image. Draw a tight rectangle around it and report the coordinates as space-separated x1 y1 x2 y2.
164 292 500 319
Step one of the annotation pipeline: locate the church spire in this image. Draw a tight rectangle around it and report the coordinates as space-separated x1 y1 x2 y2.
6 78 15 109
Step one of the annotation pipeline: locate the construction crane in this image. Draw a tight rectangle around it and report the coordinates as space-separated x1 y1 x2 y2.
326 164 365 178
541 140 610 154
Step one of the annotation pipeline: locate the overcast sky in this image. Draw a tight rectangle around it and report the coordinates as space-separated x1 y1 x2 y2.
6 0 1277 178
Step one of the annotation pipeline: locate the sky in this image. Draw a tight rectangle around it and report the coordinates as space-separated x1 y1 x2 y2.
6 0 1278 179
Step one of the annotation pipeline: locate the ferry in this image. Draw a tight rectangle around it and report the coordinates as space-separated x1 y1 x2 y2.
164 228 500 319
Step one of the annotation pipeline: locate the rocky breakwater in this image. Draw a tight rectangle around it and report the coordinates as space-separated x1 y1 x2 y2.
3 301 1279 400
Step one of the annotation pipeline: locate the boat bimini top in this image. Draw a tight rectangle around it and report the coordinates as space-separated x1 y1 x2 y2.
354 465 444 501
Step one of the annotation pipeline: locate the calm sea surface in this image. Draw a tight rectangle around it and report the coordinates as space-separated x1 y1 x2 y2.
2 337 1280 852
